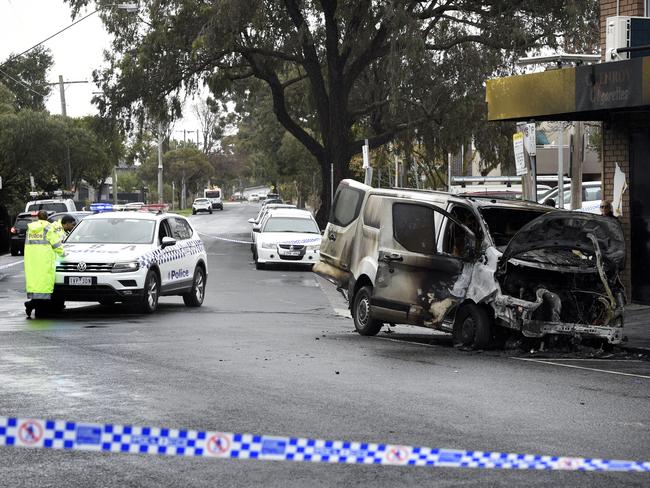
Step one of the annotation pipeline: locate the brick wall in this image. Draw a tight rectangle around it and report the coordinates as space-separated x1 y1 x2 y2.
600 0 646 59
603 113 650 301
602 121 631 296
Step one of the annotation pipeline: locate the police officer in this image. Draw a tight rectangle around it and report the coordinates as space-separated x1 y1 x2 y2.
24 210 65 318
50 214 76 240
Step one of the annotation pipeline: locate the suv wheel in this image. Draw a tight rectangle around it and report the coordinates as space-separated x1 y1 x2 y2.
139 270 160 313
183 267 206 307
453 304 491 349
352 286 383 336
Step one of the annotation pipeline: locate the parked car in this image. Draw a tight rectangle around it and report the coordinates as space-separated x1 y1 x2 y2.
248 194 260 202
54 211 208 313
539 181 602 213
10 211 55 255
252 208 321 270
248 204 297 254
47 211 92 236
315 179 625 348
192 198 213 215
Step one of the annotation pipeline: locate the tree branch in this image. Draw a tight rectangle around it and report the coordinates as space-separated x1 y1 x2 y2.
243 52 324 161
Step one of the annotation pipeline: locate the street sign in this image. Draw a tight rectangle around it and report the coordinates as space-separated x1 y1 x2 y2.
523 123 536 155
513 132 527 175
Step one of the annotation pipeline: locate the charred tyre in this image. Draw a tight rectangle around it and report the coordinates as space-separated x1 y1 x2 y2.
453 304 491 349
353 286 383 336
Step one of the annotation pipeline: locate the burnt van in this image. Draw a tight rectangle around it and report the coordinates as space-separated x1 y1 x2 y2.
314 180 626 348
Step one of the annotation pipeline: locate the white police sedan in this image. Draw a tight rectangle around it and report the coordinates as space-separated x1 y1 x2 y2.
252 209 321 270
53 211 208 313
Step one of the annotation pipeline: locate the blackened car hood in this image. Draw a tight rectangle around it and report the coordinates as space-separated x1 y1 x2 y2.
498 212 625 272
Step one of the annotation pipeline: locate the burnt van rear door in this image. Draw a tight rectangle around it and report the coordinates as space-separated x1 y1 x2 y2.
371 201 466 326
318 182 367 287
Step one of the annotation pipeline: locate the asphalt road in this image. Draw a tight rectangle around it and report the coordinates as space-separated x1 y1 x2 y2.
0 202 648 487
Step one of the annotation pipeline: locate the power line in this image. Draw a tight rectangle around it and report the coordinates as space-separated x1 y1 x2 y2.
0 9 100 70
0 67 47 97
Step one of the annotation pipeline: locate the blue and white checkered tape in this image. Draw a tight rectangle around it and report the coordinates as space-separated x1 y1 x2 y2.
0 417 648 472
138 239 205 268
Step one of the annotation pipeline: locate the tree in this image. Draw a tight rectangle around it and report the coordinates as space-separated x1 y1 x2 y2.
0 46 53 111
138 143 213 206
66 0 598 225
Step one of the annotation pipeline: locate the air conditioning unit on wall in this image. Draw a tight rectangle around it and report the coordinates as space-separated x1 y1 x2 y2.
605 16 650 62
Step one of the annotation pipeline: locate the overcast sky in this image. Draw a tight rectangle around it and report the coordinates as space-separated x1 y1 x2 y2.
0 0 199 135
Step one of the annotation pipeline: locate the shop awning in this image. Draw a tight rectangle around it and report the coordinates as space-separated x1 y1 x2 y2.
486 57 650 122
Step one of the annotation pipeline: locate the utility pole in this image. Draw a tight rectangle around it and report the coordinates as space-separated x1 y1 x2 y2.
181 130 187 209
157 122 164 204
570 122 584 210
112 166 118 205
51 75 88 190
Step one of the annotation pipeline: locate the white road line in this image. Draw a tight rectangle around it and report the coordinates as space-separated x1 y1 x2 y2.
374 336 442 349
534 358 645 362
0 260 24 271
511 357 650 379
198 232 252 244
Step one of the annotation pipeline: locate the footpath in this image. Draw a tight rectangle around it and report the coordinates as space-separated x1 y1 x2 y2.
622 304 650 352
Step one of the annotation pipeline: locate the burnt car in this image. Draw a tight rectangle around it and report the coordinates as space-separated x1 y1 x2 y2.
315 179 625 348
10 211 55 255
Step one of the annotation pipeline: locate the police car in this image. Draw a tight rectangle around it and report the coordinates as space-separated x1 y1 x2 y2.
53 211 208 313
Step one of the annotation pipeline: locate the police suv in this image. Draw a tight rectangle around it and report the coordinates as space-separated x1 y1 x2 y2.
53 210 208 313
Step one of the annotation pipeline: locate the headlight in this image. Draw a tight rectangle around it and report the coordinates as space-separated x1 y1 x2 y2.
112 261 140 273
261 242 277 249
306 244 320 251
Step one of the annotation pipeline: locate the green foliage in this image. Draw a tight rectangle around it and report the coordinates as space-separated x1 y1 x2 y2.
0 110 118 210
65 0 598 223
138 143 213 205
0 46 53 111
0 83 16 114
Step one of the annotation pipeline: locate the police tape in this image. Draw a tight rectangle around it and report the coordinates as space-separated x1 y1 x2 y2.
1 416 648 472
198 232 252 245
0 260 24 272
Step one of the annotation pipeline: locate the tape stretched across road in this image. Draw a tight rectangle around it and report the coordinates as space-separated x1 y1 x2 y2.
0 260 24 272
1 417 648 472
199 232 252 245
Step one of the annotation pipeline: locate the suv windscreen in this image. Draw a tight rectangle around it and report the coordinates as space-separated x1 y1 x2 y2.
479 208 547 250
263 217 319 234
67 218 156 244
27 202 68 213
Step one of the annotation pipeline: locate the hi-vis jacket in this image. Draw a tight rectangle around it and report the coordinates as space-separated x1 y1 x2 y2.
24 220 65 299
50 219 66 242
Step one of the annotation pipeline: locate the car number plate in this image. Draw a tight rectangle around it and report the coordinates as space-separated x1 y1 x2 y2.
67 276 94 286
284 250 300 256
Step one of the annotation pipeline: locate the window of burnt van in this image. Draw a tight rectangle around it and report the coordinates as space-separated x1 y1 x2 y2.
330 186 365 227
392 203 436 255
441 205 481 259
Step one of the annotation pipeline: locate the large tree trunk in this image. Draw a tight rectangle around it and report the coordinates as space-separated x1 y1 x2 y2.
315 147 351 228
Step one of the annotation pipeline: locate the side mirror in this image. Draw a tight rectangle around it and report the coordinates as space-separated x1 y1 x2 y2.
248 218 256 224
252 225 261 233
161 236 176 248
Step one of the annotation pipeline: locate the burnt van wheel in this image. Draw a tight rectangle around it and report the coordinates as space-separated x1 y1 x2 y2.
353 286 383 336
453 304 491 349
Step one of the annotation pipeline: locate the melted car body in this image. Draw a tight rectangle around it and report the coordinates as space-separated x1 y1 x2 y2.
315 180 625 347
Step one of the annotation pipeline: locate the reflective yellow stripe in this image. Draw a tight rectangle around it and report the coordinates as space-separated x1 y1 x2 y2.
26 238 49 245
52 242 62 248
